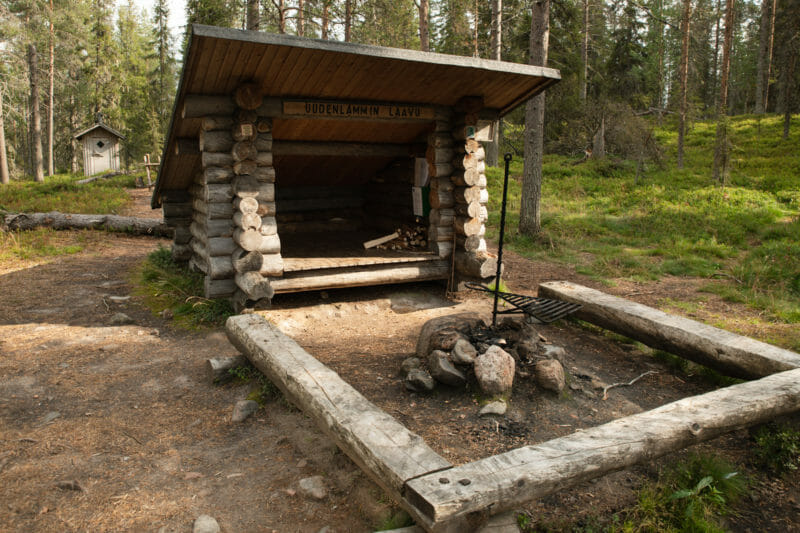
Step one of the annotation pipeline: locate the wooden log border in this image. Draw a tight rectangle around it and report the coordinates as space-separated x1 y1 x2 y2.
225 288 800 532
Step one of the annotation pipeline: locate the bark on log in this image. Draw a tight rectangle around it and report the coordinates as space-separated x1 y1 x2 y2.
234 83 263 110
405 367 800 525
232 141 257 162
195 184 232 204
174 225 192 245
234 196 259 214
429 177 454 192
199 130 233 152
224 314 452 517
429 240 454 258
201 115 235 132
3 212 171 237
429 188 454 209
454 217 484 237
206 354 250 383
233 179 275 201
233 211 262 230
428 225 454 242
429 163 453 178
256 201 277 217
455 251 497 279
202 152 234 168
235 271 274 300
162 203 192 218
254 135 273 153
191 245 234 280
190 218 233 238
429 208 455 227
428 133 454 148
255 152 273 167
193 198 233 219
426 146 455 165
190 235 236 259
183 95 235 118
203 167 234 184
204 277 236 298
538 281 800 379
253 165 275 182
234 160 258 176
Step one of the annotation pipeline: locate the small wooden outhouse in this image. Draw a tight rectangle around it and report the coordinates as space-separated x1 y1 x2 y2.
74 121 124 176
152 25 560 309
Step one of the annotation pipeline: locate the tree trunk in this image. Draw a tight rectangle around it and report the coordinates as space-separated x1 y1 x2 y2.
580 0 589 102
3 212 172 236
676 0 692 169
246 0 260 30
418 0 430 52
784 45 796 140
47 0 55 176
764 0 778 111
344 0 351 42
713 0 735 185
755 0 772 113
472 0 479 57
0 86 9 185
321 1 329 39
712 0 721 109
519 0 549 236
297 0 304 36
592 115 605 159
28 44 44 183
486 0 502 168
277 0 286 33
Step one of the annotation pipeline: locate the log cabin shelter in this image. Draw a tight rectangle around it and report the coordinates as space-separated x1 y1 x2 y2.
152 24 560 308
74 121 124 176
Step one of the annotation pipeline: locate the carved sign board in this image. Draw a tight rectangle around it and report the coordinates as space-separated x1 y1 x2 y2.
283 100 436 121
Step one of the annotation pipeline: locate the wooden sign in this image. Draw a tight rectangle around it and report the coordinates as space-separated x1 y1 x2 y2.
283 100 435 120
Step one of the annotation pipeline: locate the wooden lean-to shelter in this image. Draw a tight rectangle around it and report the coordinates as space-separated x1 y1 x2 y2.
152 25 560 308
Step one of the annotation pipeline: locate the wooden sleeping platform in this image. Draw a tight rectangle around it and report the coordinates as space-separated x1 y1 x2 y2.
273 231 450 293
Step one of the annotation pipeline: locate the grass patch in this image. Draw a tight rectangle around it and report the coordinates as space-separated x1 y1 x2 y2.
487 114 800 334
0 172 138 214
617 454 747 532
134 245 233 329
752 422 800 475
0 228 89 262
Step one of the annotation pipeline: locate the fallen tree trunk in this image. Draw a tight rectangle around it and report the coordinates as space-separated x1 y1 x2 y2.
3 212 171 237
538 281 800 379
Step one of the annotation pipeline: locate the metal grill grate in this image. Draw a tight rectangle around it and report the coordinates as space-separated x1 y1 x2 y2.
465 282 582 324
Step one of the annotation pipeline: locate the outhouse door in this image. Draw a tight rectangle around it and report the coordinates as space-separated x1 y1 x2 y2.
88 135 113 175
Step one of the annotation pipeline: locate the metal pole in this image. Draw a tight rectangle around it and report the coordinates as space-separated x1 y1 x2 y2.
492 153 512 327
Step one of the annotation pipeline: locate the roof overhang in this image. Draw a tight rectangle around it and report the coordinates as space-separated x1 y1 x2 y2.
74 123 125 140
152 24 560 208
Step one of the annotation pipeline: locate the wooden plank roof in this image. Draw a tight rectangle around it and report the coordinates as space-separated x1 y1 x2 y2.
153 25 560 207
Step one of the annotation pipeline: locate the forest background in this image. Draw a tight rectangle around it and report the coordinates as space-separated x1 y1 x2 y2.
1 0 798 187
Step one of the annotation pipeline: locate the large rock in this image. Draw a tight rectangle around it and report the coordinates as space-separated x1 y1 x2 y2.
535 359 566 393
405 368 435 392
451 339 478 365
474 345 515 396
400 357 422 378
193 515 220 533
416 313 485 358
428 350 466 386
298 475 328 500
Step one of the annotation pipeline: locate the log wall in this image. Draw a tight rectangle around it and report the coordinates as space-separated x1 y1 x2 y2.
172 84 282 308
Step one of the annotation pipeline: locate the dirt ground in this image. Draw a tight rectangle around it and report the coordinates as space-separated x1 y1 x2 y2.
1 188 798 532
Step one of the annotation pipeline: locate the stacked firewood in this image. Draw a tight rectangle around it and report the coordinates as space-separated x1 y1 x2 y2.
376 223 428 251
